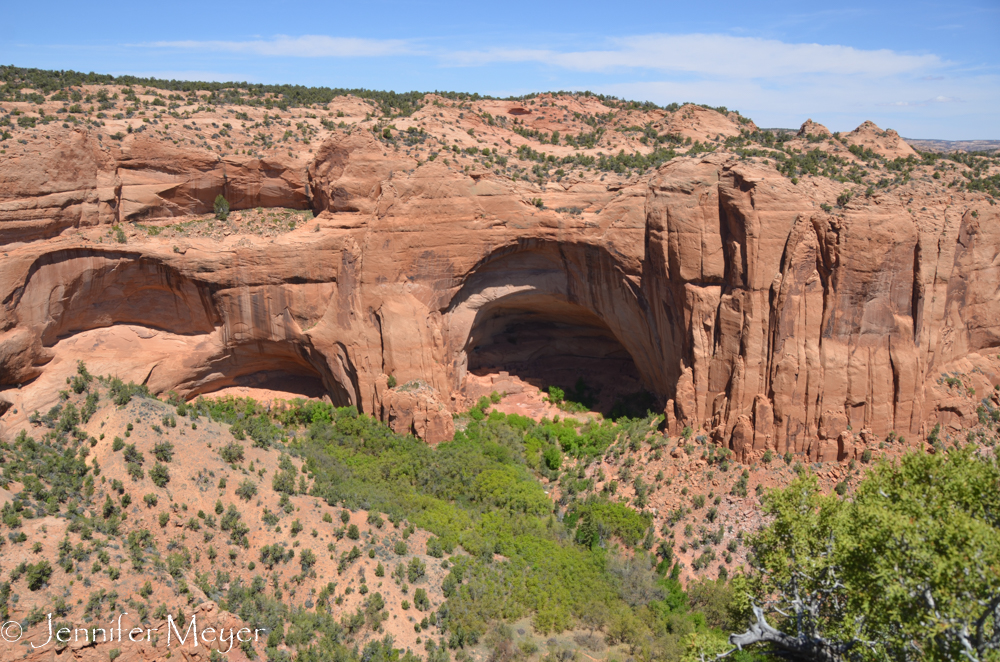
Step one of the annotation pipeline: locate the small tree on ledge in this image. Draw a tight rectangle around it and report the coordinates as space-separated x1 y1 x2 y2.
214 194 229 221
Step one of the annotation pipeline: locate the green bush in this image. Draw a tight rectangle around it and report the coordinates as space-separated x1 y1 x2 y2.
545 386 564 404
152 441 175 462
272 455 297 494
25 560 53 590
299 548 317 571
737 447 1000 660
236 480 257 501
149 463 170 487
407 557 426 583
426 537 444 558
214 194 229 221
220 505 249 547
570 499 651 548
219 442 244 464
123 444 143 465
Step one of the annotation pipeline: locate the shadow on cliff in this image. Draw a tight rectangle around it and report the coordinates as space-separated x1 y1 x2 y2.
0 247 359 410
447 239 668 416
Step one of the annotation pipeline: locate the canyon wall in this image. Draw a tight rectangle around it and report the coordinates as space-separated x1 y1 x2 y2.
2 117 998 458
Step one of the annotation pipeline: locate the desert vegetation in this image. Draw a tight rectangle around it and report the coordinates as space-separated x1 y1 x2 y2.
1 362 997 660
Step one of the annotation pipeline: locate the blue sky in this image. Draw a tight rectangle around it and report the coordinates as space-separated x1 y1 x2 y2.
6 0 999 138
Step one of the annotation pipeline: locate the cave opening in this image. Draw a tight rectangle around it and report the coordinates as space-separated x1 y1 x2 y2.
185 342 351 407
465 296 656 418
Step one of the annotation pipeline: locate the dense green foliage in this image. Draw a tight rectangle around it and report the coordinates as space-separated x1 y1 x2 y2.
273 401 749 655
569 499 652 548
165 395 734 652
736 446 1000 661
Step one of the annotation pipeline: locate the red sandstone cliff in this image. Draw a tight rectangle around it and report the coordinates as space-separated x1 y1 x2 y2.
1 93 997 458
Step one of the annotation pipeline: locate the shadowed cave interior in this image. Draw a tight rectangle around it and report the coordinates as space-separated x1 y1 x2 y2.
465 296 655 417
186 342 344 405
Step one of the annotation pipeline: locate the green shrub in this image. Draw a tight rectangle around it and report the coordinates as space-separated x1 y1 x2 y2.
149 463 170 487
272 456 297 494
299 548 317 571
570 499 650 548
219 442 244 464
235 479 257 501
213 194 229 221
407 557 426 583
126 463 144 481
545 386 564 404
739 446 1000 660
152 441 175 462
25 560 52 590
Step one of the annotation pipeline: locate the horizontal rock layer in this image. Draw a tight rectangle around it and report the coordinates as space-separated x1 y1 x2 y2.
2 126 998 454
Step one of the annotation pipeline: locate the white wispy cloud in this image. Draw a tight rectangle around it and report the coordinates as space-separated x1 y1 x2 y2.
447 34 944 78
879 96 963 107
145 33 941 79
597 72 1000 136
152 35 412 58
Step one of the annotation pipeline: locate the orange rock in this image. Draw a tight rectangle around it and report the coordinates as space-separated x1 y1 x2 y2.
2 94 998 455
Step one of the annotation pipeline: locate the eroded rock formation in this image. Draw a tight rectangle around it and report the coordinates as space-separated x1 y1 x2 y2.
2 99 998 456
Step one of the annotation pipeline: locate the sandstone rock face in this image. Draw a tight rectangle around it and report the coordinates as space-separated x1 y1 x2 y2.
797 119 831 137
843 120 918 159
2 103 998 459
118 137 311 220
660 104 755 140
0 129 117 242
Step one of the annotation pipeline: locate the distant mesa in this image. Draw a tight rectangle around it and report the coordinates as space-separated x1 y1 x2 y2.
904 138 1000 154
